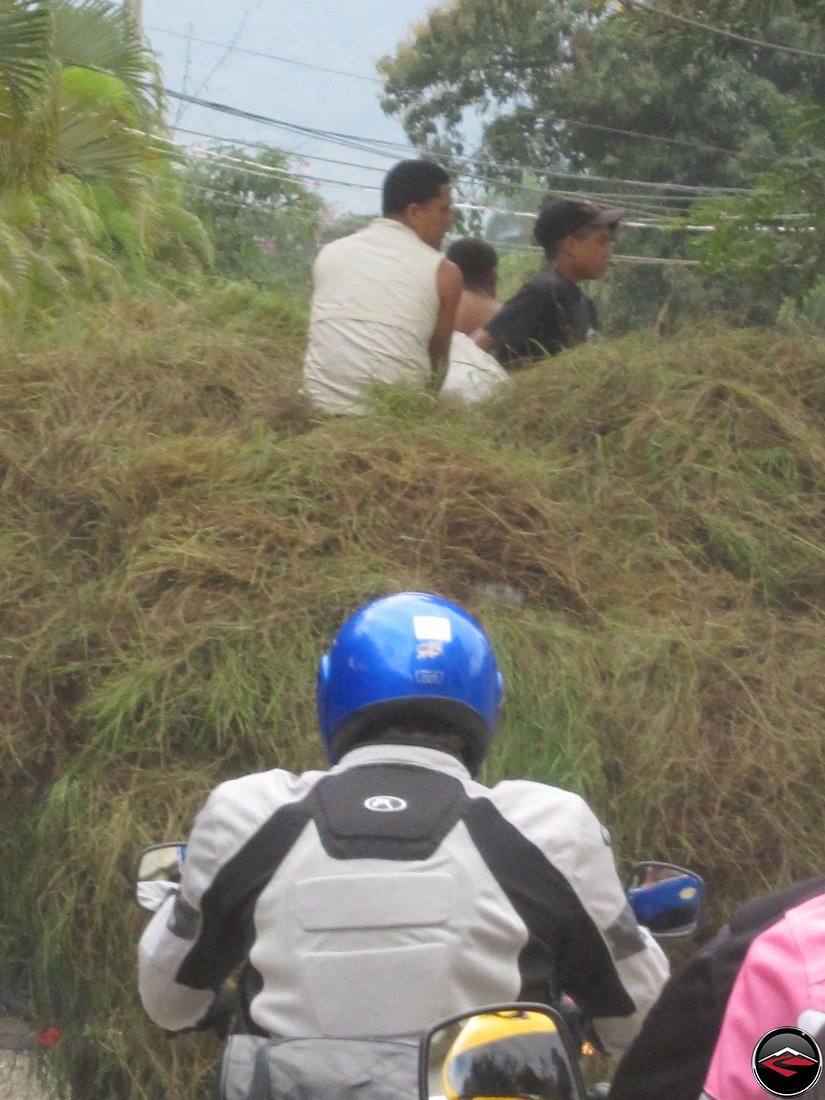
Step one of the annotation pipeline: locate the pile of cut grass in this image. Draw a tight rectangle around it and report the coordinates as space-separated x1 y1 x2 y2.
2 288 824 1098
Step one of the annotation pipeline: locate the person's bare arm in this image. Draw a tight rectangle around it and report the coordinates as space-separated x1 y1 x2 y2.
469 325 497 352
429 258 463 373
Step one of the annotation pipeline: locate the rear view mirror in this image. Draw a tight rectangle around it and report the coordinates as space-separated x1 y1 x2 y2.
626 861 704 939
134 842 187 912
419 1002 587 1100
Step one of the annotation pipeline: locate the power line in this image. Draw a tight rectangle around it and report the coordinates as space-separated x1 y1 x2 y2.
148 12 825 148
180 182 702 265
167 84 738 162
171 126 389 177
163 144 782 263
551 114 735 156
188 8 259 109
481 237 700 264
126 66 761 190
150 128 680 225
164 88 413 155
151 131 721 222
621 0 825 61
147 131 380 194
168 125 722 212
146 25 381 83
157 137 723 230
167 126 659 197
181 180 331 223
180 182 702 263
162 89 750 198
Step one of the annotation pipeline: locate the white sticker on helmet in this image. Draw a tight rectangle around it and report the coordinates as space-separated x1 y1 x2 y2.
413 616 452 641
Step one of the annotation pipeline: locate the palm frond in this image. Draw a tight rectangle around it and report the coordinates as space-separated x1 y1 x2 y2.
0 186 39 228
91 183 146 271
56 99 145 189
0 76 57 187
39 173 105 243
153 202 214 269
52 0 163 123
0 218 31 291
0 0 52 119
84 248 123 294
27 245 68 295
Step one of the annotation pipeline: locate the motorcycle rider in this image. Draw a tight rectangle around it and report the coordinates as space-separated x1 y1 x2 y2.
138 592 668 1076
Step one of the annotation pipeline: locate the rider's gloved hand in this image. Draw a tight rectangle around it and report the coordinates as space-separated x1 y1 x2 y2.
191 985 239 1040
136 880 179 912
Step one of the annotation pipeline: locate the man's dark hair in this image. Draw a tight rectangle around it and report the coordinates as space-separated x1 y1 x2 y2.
382 159 450 216
446 238 498 288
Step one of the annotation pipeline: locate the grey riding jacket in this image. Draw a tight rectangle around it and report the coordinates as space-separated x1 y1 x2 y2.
138 743 668 1054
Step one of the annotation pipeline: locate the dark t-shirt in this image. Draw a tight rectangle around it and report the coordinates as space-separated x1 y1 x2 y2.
484 266 597 366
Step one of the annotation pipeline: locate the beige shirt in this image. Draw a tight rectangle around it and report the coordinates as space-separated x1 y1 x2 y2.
303 218 442 415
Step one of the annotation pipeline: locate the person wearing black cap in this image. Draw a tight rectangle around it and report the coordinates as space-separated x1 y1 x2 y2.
472 197 623 367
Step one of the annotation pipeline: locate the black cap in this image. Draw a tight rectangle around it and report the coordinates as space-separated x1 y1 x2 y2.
534 197 624 250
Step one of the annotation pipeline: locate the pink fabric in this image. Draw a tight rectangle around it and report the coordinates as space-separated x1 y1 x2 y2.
703 890 825 1099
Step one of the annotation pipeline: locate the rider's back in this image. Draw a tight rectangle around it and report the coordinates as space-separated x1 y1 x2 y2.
159 742 661 1048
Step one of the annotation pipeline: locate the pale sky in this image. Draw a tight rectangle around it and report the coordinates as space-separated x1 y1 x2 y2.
142 1 441 214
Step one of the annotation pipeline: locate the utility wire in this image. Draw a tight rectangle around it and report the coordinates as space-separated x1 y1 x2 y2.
148 11 825 92
188 7 258 107
160 138 726 229
148 132 381 194
163 89 750 197
621 0 825 61
126 67 754 184
482 237 700 264
164 89 415 157
149 132 715 223
180 182 702 265
171 127 390 177
170 124 712 202
180 182 703 263
168 126 718 209
166 86 738 162
182 180 331 222
545 114 736 155
146 25 382 83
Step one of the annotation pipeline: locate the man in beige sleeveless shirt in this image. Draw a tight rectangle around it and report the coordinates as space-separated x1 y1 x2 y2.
303 160 463 415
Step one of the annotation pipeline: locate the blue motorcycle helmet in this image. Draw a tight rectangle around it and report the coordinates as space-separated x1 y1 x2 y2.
317 592 504 773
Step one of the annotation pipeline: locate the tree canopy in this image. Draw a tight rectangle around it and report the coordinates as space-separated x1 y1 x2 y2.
379 0 825 189
180 143 327 288
692 105 825 303
379 0 825 327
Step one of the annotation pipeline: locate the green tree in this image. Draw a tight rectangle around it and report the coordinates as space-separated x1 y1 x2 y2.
319 210 372 245
180 144 327 289
379 0 825 332
0 0 211 329
379 0 825 187
692 105 825 308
